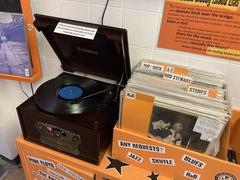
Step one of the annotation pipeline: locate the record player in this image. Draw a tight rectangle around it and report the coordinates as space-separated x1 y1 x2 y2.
17 14 131 165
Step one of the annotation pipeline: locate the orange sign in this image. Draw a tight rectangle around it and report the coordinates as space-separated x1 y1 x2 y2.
158 0 240 61
16 136 173 180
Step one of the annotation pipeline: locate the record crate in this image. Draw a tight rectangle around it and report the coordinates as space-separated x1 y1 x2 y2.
16 135 173 180
112 104 240 180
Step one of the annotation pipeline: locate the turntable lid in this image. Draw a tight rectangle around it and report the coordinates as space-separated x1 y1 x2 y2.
34 14 131 84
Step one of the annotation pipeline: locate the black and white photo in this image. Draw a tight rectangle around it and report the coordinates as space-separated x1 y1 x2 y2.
148 106 209 153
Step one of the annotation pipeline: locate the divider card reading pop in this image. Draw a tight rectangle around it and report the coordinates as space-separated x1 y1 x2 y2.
0 0 32 77
158 0 240 61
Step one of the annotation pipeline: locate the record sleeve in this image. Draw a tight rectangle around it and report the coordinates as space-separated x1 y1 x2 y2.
148 106 209 153
120 60 231 156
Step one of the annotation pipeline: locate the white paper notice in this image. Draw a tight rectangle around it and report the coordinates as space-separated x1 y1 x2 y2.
193 116 225 141
54 22 98 40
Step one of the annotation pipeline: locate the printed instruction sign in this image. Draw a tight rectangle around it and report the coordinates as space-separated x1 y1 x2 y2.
54 22 98 40
158 0 240 61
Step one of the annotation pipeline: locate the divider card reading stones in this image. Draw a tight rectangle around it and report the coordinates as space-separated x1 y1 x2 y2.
158 0 240 61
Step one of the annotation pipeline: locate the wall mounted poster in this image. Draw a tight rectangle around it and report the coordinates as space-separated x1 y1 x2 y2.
158 0 240 61
0 0 32 77
0 12 32 77
0 0 42 82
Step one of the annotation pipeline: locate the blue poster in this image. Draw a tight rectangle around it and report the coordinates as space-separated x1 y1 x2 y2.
0 12 32 77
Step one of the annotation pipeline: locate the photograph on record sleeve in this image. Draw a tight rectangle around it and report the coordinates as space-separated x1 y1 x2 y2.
148 106 209 153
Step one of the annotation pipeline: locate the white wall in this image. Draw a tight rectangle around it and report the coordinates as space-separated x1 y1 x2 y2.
0 0 240 159
30 0 240 107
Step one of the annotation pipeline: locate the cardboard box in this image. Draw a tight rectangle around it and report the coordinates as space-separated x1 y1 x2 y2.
16 135 173 180
112 109 240 180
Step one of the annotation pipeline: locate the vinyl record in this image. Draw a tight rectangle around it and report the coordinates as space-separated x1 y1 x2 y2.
35 73 115 115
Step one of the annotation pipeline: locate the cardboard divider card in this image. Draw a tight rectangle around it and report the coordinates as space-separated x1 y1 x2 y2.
54 22 98 40
121 90 154 136
187 85 218 98
163 72 193 84
141 62 165 73
164 66 189 75
140 61 189 75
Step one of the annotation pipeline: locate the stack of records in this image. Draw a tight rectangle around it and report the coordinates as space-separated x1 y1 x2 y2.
122 60 231 156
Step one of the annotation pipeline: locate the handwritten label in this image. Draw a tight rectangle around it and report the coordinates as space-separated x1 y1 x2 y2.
165 66 175 73
33 171 58 180
166 66 189 75
164 72 192 84
54 22 97 40
182 155 206 169
149 157 175 166
187 86 218 98
141 62 164 73
188 86 209 97
193 117 225 141
127 152 143 164
57 164 84 180
27 156 55 169
184 170 201 180
47 168 68 180
126 91 136 100
118 140 165 153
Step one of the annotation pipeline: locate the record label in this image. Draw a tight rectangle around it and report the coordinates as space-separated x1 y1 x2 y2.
59 86 83 100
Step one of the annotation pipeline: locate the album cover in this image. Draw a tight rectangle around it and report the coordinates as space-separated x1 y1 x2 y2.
0 11 32 77
148 106 209 153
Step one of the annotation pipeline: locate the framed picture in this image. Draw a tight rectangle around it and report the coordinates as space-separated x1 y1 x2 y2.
0 0 41 82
